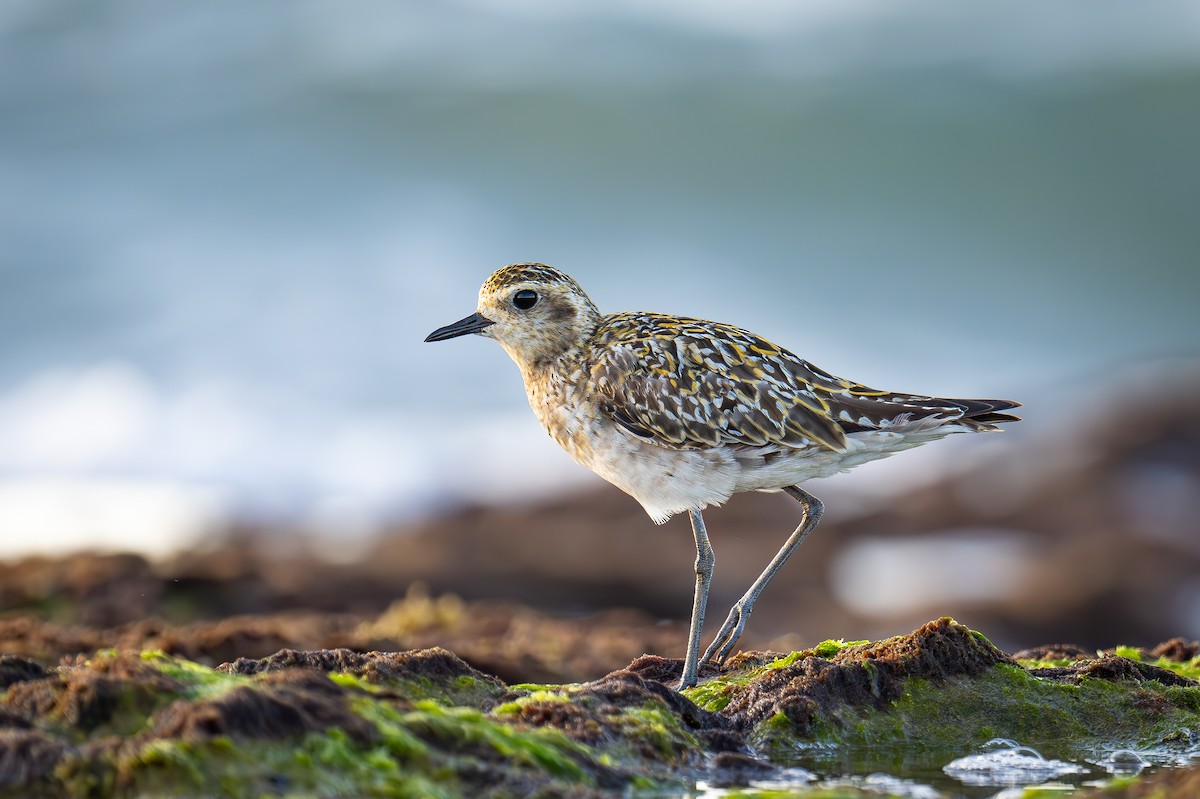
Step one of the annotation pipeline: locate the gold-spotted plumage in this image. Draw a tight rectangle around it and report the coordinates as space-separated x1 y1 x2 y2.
426 262 1020 690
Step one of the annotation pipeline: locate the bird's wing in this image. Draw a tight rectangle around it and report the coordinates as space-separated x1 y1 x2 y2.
796 359 1021 432
588 314 850 452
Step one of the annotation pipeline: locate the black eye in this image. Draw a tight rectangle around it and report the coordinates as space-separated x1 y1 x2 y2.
513 290 539 310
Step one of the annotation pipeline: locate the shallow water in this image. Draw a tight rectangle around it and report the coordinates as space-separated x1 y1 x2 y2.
697 738 1198 797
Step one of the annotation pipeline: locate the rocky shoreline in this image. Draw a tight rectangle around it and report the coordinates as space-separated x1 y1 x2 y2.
3 612 1200 797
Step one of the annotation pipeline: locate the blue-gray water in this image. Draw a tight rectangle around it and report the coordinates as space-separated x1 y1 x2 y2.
2 0 1199 554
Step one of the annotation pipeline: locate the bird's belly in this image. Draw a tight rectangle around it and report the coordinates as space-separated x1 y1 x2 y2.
582 428 742 525
537 399 740 524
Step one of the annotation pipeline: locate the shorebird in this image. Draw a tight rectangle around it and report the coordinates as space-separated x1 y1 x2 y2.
426 263 1020 689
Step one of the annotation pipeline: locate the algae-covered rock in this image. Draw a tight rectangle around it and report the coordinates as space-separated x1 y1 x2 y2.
2 619 1199 797
683 618 1200 758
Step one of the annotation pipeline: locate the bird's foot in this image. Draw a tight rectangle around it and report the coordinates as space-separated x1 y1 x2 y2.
701 601 749 667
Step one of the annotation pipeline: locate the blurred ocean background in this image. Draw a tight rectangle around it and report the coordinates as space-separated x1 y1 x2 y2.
2 0 1199 560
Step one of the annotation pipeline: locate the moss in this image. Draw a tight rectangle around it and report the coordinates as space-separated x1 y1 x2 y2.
326 667 501 709
683 676 737 713
492 688 573 717
760 711 796 737
609 702 700 763
685 660 782 713
405 700 593 782
970 629 1000 649
1018 647 1200 683
1017 657 1088 669
349 697 431 761
82 685 612 798
14 624 1200 798
1162 683 1200 713
811 639 869 660
4 651 187 742
123 737 212 787
401 672 505 708
139 651 243 700
700 621 1200 766
299 728 451 799
21 651 651 798
1149 656 1200 682
753 659 1200 757
329 670 388 694
1112 646 1200 683
114 730 452 799
507 682 563 692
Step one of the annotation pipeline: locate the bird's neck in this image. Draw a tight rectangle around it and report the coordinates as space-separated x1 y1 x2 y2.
508 312 600 380
510 337 588 387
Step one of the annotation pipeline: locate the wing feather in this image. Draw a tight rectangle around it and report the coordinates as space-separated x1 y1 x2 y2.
589 314 849 452
587 312 1019 451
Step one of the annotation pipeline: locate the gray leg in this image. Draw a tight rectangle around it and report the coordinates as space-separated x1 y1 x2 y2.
700 485 824 666
678 508 715 690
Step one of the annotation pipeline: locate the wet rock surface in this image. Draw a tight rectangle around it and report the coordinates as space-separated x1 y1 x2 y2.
701 618 1011 735
1 615 1199 797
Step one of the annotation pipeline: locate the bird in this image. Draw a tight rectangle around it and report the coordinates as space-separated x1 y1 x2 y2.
425 263 1020 690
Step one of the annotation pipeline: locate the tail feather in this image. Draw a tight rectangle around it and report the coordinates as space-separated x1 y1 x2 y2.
953 398 1022 431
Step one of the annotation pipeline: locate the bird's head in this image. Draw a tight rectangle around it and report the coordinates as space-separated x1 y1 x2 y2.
425 263 601 368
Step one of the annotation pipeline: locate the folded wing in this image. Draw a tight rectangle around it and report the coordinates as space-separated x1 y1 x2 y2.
588 313 1019 452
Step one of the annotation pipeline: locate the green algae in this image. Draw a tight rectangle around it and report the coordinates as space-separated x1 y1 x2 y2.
14 651 187 742
114 730 452 799
508 682 566 692
329 670 390 694
1114 647 1200 683
494 681 703 782
751 659 1200 758
326 665 504 709
608 702 702 764
680 620 1200 774
139 650 243 700
810 640 869 660
686 639 871 714
348 697 431 761
134 660 694 795
1018 657 1090 669
492 688 572 717
3 650 632 799
686 687 733 713
9 622 1200 798
684 674 743 713
406 699 594 782
1018 647 1200 683
72 676 611 798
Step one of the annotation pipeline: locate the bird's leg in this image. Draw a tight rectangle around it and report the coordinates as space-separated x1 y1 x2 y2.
679 508 715 690
700 485 824 666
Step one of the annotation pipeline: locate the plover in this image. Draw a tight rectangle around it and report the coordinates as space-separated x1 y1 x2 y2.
426 263 1020 689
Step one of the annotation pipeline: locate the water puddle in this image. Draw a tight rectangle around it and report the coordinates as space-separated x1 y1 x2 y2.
688 736 1200 797
943 739 1088 786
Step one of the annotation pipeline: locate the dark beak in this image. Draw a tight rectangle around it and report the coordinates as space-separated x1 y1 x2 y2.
425 312 495 342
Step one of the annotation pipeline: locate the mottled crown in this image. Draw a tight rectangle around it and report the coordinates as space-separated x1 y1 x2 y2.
484 263 593 303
